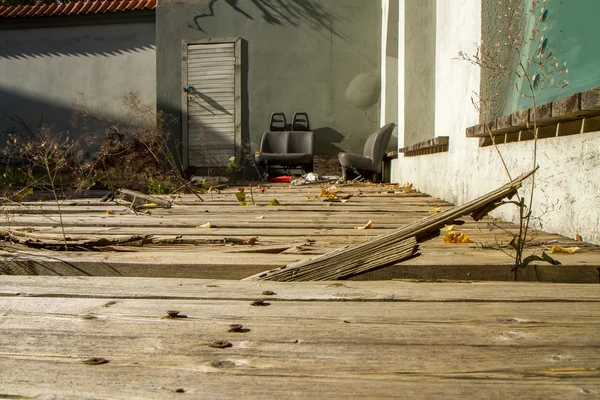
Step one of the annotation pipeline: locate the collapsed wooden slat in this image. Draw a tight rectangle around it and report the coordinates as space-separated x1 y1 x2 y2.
118 189 172 208
244 169 536 281
250 237 419 282
1 231 152 251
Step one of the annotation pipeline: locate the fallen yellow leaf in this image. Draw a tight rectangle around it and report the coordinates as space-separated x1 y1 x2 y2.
355 220 373 230
550 246 580 254
443 231 472 244
197 222 212 229
106 210 115 215
440 225 455 233
143 203 157 208
320 187 339 200
429 207 442 214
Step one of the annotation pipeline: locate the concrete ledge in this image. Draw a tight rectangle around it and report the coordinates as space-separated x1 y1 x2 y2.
398 136 448 157
466 86 600 147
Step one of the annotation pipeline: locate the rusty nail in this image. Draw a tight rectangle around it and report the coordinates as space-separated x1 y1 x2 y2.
228 324 244 332
262 290 276 295
83 357 109 365
210 340 232 349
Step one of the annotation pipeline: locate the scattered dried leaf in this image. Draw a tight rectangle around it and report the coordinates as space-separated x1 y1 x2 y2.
197 222 212 229
269 199 281 206
355 220 373 230
550 246 580 254
576 234 583 242
443 231 472 244
429 207 442 214
320 187 339 200
106 210 115 215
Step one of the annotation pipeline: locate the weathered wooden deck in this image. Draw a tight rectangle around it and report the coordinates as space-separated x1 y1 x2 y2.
1 182 598 282
2 183 600 398
1 276 599 399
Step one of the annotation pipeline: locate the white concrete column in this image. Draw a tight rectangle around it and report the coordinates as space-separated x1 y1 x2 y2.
380 0 389 125
397 0 405 149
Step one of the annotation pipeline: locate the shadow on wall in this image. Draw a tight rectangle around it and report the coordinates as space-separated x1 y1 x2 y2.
189 0 345 38
0 87 74 138
0 87 145 152
0 31 155 60
313 127 344 156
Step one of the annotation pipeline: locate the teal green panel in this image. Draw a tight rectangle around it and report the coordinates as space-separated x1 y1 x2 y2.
506 0 600 113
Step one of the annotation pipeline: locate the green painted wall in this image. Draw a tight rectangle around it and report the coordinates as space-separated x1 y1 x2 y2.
156 0 381 165
484 0 600 115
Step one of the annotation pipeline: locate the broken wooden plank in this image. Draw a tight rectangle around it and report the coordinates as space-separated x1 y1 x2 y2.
118 188 172 208
1 231 152 251
244 169 536 281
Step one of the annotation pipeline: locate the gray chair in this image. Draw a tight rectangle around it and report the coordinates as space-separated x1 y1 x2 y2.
338 123 396 182
255 130 314 176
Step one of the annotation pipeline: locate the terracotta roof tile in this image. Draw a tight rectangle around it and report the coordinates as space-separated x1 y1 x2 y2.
70 2 85 15
0 0 156 19
78 1 94 14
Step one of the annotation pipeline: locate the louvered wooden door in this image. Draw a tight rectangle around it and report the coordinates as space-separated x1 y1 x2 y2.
185 42 237 167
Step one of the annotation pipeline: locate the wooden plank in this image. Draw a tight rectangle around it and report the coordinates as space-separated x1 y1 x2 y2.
1 278 599 398
2 277 600 301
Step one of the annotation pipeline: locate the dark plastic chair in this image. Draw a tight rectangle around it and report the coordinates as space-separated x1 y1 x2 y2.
269 112 287 131
338 123 396 182
291 112 310 131
255 113 314 177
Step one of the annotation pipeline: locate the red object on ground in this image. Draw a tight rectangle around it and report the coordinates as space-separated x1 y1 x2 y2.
269 176 291 183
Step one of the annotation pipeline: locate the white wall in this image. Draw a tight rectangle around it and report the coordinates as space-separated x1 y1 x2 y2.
392 0 600 245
